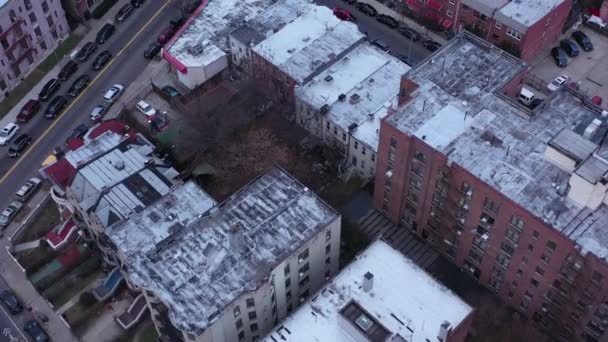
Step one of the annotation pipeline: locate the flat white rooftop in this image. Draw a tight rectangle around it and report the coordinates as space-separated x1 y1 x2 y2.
253 5 364 83
125 167 339 336
296 43 410 150
263 240 473 342
168 0 276 68
495 0 565 32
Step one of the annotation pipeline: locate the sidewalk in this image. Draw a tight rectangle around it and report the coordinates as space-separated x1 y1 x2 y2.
0 0 132 129
356 0 447 43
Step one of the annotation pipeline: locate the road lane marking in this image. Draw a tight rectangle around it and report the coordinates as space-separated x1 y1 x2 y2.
0 304 28 341
0 1 172 186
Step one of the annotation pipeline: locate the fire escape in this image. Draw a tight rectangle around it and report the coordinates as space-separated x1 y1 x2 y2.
0 13 34 77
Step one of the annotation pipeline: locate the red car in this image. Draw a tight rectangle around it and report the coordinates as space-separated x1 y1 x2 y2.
333 8 356 22
158 27 176 44
16 99 41 123
591 96 603 106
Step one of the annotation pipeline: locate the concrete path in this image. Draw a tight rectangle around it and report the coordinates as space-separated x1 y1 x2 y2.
358 209 439 269
80 296 131 342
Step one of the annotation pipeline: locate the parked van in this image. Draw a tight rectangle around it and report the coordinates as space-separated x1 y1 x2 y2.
518 88 536 106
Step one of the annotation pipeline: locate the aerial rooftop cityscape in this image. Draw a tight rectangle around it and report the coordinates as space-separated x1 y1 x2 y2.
0 0 607 341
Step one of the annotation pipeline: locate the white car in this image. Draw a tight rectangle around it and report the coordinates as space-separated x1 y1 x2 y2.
102 84 124 104
0 201 23 228
16 177 42 202
547 75 569 92
0 123 19 146
90 104 107 121
136 100 157 119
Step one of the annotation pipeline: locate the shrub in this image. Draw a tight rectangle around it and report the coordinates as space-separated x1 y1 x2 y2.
79 291 97 307
91 0 118 19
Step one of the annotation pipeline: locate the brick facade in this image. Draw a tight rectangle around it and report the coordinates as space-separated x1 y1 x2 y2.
374 103 608 342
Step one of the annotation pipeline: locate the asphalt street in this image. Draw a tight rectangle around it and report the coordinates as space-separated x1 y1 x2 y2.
0 1 184 210
315 0 434 65
0 277 28 342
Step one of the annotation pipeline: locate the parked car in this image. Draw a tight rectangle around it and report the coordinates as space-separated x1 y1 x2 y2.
116 3 135 23
158 27 177 44
0 290 23 314
131 0 145 8
422 40 442 51
547 75 569 92
58 60 79 81
66 124 89 144
136 100 157 119
144 42 162 59
551 47 568 67
92 51 112 70
23 320 49 342
162 85 182 99
103 84 124 104
333 7 356 22
67 75 90 97
591 95 603 106
75 42 98 62
376 14 399 28
38 78 60 101
90 104 108 122
559 39 579 57
45 96 68 118
8 134 32 157
16 99 41 123
16 177 42 202
397 27 420 41
150 112 170 132
529 98 543 109
96 23 115 44
0 201 23 228
371 39 390 52
356 3 377 16
0 123 19 146
572 30 593 51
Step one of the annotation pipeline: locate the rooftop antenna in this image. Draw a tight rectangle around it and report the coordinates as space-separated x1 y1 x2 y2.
506 145 510 156
442 58 446 72
464 110 468 121
422 100 427 112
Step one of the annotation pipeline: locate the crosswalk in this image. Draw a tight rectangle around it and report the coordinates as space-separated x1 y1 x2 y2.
358 209 439 269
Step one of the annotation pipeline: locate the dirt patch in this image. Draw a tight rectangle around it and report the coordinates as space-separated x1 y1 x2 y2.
14 198 60 244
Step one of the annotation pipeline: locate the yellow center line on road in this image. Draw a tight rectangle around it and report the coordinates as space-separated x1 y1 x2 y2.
0 1 172 186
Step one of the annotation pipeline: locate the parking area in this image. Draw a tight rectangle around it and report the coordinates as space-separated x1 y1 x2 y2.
531 27 608 109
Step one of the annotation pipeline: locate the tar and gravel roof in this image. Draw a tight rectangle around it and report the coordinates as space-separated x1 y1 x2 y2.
263 240 472 342
253 5 365 83
495 0 565 32
122 167 339 336
297 43 410 151
387 33 608 259
168 0 277 68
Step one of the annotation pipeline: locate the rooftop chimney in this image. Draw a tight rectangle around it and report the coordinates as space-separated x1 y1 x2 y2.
583 119 602 139
363 272 373 292
398 76 419 107
438 321 451 341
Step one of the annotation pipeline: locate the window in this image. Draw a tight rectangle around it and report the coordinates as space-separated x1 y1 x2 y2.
461 182 471 193
29 12 36 24
591 271 603 286
238 331 245 340
495 21 502 29
532 230 539 240
510 216 524 230
233 306 241 318
248 311 257 320
447 9 453 17
414 150 426 163
530 278 540 288
326 229 331 241
540 254 551 264
449 0 455 4
286 290 292 300
520 299 530 310
250 323 258 333
483 197 499 213
506 27 522 40
246 298 255 308
546 240 556 252
516 269 523 277
362 147 366 155
527 244 534 252
299 275 310 287
326 122 330 130
354 141 358 149
287 304 293 313
390 137 397 148
299 263 309 275
371 153 375 161
284 264 290 276
235 318 243 329
500 242 514 256
285 278 290 288
342 133 346 141
298 249 309 263
35 26 42 37
325 244 331 254
47 15 54 28
333 126 337 135
325 256 330 265
462 4 470 10
505 227 520 244
535 266 545 276
42 0 49 12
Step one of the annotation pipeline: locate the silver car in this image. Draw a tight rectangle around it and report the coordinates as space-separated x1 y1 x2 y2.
16 177 42 202
102 84 124 104
0 201 23 229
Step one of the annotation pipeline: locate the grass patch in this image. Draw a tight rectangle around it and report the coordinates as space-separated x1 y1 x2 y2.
320 176 364 209
16 244 58 274
0 32 82 117
63 300 105 332
43 256 102 307
15 199 60 244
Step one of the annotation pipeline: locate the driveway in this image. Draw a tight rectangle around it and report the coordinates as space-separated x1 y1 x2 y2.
531 27 608 109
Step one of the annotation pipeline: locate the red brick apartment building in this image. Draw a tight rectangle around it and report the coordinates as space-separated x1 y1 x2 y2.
404 0 572 60
374 32 608 341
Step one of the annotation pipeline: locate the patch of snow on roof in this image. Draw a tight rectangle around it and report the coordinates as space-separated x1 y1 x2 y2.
496 0 565 31
414 104 474 150
168 0 276 68
253 5 364 82
125 167 339 336
262 240 473 342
